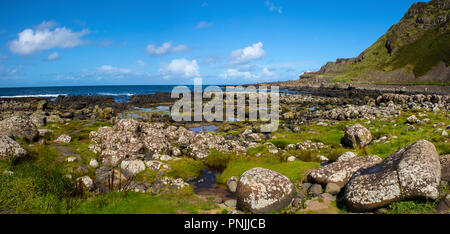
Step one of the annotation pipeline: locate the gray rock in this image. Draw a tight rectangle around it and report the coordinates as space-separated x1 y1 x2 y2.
0 116 39 142
320 193 336 202
54 134 71 144
89 159 99 168
341 124 372 148
77 176 94 191
441 154 450 183
95 166 126 189
302 182 312 191
435 194 450 214
225 199 237 207
46 115 64 124
287 156 296 162
336 152 357 162
325 183 341 195
236 167 295 214
0 136 27 160
30 111 46 127
120 159 146 178
308 155 382 187
343 140 441 211
406 115 418 124
309 184 323 196
226 176 238 193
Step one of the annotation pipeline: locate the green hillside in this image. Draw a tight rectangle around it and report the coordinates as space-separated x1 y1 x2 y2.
301 0 450 84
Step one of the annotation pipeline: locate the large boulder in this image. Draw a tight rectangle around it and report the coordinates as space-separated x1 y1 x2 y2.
95 166 127 190
0 116 39 142
120 159 146 177
236 168 295 214
440 154 450 183
342 140 441 211
30 111 46 127
308 155 382 187
0 136 27 160
341 124 372 148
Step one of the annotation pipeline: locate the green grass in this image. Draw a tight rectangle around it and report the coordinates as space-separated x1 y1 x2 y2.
204 149 232 170
384 200 439 214
73 190 217 214
166 157 204 180
269 110 449 160
217 158 320 184
0 158 74 214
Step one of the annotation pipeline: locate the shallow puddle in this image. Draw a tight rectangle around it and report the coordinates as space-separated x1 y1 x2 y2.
193 168 235 202
189 125 219 133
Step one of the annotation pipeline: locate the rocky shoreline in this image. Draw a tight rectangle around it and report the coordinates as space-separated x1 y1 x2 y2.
0 85 449 214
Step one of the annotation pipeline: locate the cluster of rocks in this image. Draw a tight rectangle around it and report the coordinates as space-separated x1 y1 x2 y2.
280 92 449 124
71 118 268 194
287 140 328 151
0 96 129 123
230 139 448 214
88 118 262 166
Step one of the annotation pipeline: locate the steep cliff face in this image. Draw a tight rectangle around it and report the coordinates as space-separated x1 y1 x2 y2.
301 0 450 84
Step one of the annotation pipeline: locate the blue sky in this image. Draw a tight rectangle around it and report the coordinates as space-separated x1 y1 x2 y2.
0 0 422 87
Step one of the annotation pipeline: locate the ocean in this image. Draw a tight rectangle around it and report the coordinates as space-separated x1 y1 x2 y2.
0 85 202 102
0 85 297 102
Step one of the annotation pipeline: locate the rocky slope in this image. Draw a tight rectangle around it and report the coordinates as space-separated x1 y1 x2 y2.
300 0 450 84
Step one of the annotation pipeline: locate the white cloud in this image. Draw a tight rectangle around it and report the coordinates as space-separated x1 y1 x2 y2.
261 67 275 77
159 58 200 79
45 52 60 61
9 21 89 55
265 0 283 14
98 65 132 75
230 42 265 65
220 67 275 80
220 69 257 79
196 21 213 29
36 21 57 30
136 60 146 66
146 41 188 55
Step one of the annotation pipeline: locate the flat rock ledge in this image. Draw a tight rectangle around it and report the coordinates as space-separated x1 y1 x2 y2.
308 155 382 187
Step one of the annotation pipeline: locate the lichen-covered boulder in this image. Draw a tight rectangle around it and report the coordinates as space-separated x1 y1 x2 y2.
77 176 94 191
236 168 295 214
30 111 46 127
46 114 64 124
0 136 27 160
54 134 71 143
308 155 382 187
336 152 357 162
440 154 450 183
341 124 372 148
342 140 441 211
120 159 146 177
0 116 39 142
